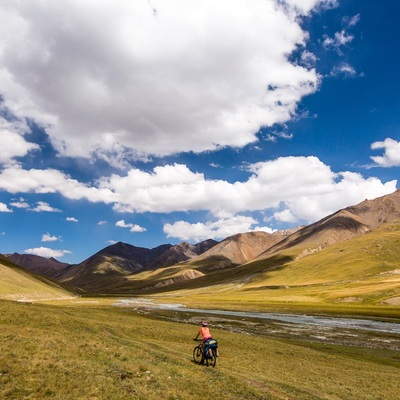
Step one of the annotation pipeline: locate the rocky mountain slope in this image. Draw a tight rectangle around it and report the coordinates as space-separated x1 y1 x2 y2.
4 253 70 279
147 239 218 269
56 239 217 290
186 230 297 271
256 189 400 261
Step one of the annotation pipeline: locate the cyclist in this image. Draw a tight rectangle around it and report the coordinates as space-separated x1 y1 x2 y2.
194 321 213 361
194 321 212 342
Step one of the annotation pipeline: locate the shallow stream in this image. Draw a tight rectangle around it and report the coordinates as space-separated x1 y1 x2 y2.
114 298 400 350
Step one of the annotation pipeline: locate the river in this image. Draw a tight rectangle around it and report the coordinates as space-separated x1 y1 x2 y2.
114 298 400 350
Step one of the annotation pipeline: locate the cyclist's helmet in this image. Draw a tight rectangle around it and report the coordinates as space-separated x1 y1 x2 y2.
202 321 208 327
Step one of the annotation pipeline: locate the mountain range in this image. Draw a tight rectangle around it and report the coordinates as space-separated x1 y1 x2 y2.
2 189 400 303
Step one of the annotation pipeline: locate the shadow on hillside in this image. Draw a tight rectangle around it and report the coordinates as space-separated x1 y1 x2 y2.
138 254 295 294
243 285 289 291
264 214 368 257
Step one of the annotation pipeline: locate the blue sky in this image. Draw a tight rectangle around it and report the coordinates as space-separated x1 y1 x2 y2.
0 0 399 264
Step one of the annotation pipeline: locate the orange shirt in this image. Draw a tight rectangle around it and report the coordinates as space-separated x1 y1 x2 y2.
198 327 212 340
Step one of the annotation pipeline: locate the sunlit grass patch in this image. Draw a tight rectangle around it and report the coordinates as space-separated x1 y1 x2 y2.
0 300 399 399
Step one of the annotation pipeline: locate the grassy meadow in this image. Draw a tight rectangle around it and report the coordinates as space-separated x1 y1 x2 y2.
1 299 399 400
0 255 72 302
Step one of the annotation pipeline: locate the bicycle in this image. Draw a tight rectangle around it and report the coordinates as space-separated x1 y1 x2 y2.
193 339 218 367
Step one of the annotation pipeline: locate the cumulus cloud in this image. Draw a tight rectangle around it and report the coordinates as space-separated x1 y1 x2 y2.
104 157 395 221
0 0 330 163
116 219 146 233
273 209 297 223
164 215 275 242
30 201 61 213
41 232 60 242
0 165 116 203
0 202 12 212
24 247 71 259
66 217 78 222
9 198 30 208
0 157 396 228
0 117 39 164
370 138 400 167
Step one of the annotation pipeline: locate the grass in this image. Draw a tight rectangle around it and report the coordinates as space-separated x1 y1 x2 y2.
1 299 399 399
0 255 72 301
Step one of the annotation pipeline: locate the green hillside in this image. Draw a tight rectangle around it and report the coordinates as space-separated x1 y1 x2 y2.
0 255 73 302
136 221 400 317
240 221 400 301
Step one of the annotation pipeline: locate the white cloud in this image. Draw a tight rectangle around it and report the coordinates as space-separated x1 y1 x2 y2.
41 232 60 242
116 219 146 233
97 220 107 225
0 165 116 203
30 201 61 213
300 50 318 68
0 0 329 162
0 117 39 164
102 156 395 222
164 215 277 241
0 157 396 228
281 0 338 15
274 209 297 223
323 29 354 54
370 138 400 167
66 217 78 222
0 202 12 212
330 63 357 78
164 215 258 242
24 247 71 259
9 197 30 208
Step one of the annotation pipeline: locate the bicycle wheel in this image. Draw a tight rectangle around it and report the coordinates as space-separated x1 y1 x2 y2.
193 346 203 364
205 347 217 368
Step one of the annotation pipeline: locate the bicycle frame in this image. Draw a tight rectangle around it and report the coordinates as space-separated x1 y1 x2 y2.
193 339 218 367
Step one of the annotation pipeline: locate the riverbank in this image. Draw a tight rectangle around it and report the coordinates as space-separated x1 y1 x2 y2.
114 298 400 351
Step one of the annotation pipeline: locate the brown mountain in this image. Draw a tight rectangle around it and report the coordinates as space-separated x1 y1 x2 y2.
187 230 297 271
256 189 400 260
147 239 218 269
4 253 70 279
57 239 218 290
57 242 170 288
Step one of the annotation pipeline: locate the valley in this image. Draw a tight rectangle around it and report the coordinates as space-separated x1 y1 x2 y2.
1 191 400 398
